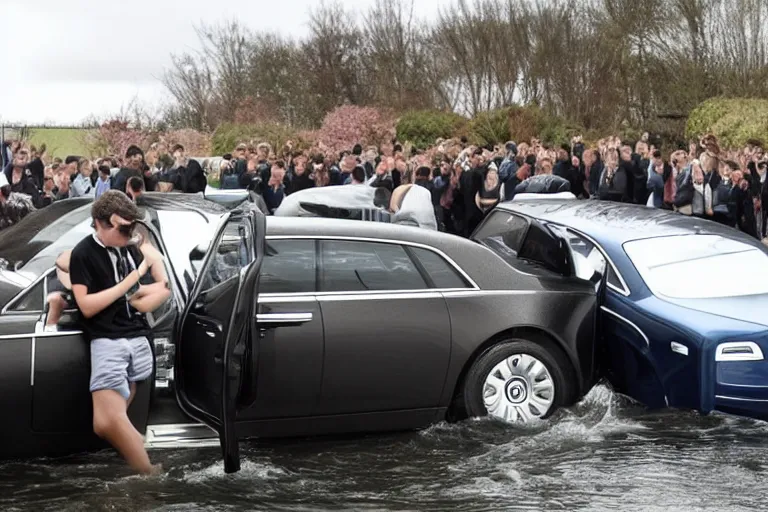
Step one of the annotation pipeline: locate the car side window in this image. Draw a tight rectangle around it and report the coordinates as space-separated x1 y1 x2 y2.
607 266 623 290
410 247 470 289
7 277 45 312
260 240 316 294
320 240 427 292
137 225 175 324
199 220 251 292
473 211 529 256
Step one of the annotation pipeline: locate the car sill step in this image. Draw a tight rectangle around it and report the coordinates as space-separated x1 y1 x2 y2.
144 423 219 450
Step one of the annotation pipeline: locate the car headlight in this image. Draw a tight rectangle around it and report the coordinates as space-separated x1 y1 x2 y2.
715 341 764 362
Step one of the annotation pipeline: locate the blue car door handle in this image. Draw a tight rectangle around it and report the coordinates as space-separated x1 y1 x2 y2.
670 341 689 356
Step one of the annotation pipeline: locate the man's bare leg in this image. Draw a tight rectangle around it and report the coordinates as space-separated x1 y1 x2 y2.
127 382 137 408
92 389 155 474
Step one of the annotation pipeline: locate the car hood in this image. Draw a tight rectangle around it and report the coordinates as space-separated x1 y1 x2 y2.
662 294 768 329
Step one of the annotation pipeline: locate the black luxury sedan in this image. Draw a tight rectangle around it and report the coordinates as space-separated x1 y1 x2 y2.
0 193 604 473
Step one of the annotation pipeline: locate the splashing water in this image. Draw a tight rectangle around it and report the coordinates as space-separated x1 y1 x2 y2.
3 384 768 511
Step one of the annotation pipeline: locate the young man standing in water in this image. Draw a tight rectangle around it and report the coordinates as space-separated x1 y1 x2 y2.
69 190 170 474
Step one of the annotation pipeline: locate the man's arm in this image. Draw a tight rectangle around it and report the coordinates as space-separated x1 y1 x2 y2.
128 243 171 313
72 259 150 319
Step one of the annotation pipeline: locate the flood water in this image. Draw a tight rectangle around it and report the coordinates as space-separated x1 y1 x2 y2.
3 385 768 511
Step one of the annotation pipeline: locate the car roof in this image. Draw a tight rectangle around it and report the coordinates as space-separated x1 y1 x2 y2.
497 199 739 245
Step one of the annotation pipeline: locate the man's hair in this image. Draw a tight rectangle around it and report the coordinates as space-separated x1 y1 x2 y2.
652 149 662 159
92 190 140 225
125 145 144 159
352 166 366 183
127 176 145 193
352 144 363 156
171 144 184 153
416 166 431 178
65 155 79 165
273 160 286 169
98 165 111 176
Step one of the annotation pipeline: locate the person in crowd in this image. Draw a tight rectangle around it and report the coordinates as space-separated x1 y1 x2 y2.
350 165 367 185
286 155 314 194
113 146 145 194
263 161 287 213
52 164 72 200
172 145 206 194
27 144 46 190
71 158 95 198
69 190 169 475
690 159 713 219
598 149 630 202
646 157 665 208
369 160 394 191
5 148 42 207
126 176 145 201
95 165 112 199
0 172 35 230
582 149 603 198
515 157 570 195
475 164 503 214
553 148 581 195
40 166 57 207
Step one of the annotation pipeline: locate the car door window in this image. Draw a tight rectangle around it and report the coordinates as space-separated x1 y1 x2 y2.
261 240 316 294
6 276 46 313
199 221 252 292
410 247 470 289
320 240 427 292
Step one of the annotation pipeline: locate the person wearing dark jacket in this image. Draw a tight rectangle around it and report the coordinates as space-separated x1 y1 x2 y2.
113 145 145 194
514 158 570 195
504 156 532 201
620 146 644 204
4 149 42 207
286 157 315 195
553 149 581 196
598 150 631 203
646 159 666 208
582 149 603 198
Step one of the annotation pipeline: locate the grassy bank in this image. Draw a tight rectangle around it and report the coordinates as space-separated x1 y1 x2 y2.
28 128 92 159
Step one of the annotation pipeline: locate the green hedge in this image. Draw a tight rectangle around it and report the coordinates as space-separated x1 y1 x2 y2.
686 98 768 148
395 110 469 149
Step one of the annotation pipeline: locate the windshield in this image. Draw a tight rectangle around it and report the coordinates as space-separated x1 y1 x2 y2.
0 199 93 273
624 234 768 299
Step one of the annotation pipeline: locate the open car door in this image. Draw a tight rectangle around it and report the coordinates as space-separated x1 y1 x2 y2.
174 208 266 473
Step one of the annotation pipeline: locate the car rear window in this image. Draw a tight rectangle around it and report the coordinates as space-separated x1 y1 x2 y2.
624 234 768 299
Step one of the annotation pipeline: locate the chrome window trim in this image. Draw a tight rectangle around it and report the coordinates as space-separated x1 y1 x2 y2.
561 228 631 297
257 289 542 304
600 306 649 346
265 235 480 290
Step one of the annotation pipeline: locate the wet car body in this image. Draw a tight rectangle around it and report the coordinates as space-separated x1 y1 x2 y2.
496 199 768 421
0 193 603 472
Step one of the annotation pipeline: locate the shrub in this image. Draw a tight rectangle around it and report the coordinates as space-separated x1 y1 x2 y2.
396 110 469 149
686 98 768 149
469 108 512 147
161 129 212 156
83 119 156 158
317 106 397 156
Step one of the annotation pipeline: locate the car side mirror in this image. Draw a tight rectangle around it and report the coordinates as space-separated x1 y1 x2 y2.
190 243 208 261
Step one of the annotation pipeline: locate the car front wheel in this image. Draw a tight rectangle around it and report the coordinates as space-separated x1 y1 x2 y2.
463 339 574 424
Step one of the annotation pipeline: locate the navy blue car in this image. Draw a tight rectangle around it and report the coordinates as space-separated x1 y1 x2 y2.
474 198 768 421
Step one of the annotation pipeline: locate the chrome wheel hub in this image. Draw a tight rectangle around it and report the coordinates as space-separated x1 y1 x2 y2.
483 353 555 423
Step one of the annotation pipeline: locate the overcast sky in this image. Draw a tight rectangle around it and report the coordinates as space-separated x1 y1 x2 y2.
2 0 443 126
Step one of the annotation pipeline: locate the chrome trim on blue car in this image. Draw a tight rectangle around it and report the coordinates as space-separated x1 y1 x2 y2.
715 395 768 403
600 306 650 347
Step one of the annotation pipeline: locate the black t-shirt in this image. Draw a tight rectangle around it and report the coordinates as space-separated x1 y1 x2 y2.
69 234 150 341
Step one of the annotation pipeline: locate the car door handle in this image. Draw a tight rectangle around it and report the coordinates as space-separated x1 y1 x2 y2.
670 341 688 356
256 312 313 327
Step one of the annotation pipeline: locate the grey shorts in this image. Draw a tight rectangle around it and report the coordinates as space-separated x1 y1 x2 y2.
90 337 153 400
